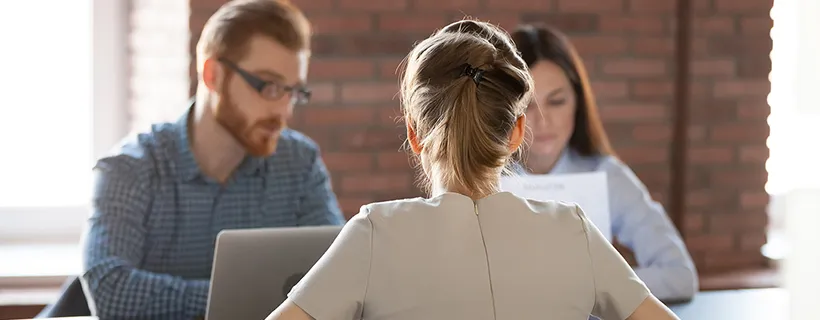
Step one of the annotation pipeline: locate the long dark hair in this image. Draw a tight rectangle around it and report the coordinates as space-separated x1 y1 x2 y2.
511 24 614 157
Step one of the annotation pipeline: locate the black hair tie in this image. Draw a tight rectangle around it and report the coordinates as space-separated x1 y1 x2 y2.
461 63 485 85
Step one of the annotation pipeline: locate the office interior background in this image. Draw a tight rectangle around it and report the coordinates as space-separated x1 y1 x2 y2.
1 0 818 318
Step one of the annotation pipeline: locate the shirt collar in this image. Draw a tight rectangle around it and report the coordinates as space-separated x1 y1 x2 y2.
510 147 573 175
173 98 267 182
548 148 573 174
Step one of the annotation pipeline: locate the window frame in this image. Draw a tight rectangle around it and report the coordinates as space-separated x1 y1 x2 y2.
0 0 129 244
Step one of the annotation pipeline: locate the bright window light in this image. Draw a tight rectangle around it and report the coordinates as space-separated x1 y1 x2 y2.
0 1 93 208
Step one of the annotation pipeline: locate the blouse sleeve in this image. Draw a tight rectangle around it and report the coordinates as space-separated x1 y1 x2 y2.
287 207 373 320
578 204 651 320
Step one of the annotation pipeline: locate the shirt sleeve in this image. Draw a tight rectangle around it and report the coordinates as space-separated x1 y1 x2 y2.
296 146 345 226
601 158 698 301
578 204 651 320
288 207 373 320
81 160 209 320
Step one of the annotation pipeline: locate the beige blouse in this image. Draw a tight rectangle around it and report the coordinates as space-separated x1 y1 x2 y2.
288 192 650 320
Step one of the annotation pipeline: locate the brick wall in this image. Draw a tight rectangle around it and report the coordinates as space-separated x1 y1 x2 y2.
683 0 773 271
178 0 772 273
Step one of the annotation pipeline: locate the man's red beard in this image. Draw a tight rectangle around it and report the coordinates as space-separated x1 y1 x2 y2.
214 91 284 157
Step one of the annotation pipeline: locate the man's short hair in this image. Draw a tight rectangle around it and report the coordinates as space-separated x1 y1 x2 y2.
195 0 311 72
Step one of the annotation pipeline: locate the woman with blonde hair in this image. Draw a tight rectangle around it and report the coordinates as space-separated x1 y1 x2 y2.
266 19 679 320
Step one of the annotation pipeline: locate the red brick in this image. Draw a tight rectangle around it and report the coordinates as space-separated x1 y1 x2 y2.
616 146 668 164
600 104 668 122
693 16 736 35
323 152 374 172
474 13 521 30
715 0 773 13
289 0 335 11
686 169 712 190
689 146 734 164
414 0 480 10
308 83 337 104
378 152 412 170
737 56 771 78
557 0 624 12
740 191 769 209
690 37 710 57
313 34 418 56
688 125 707 141
628 0 675 12
739 145 768 163
338 0 408 11
711 169 768 188
297 128 335 149
684 212 705 233
686 234 735 252
377 105 404 125
690 59 736 77
633 167 670 190
631 81 673 98
337 196 374 220
693 0 713 12
702 251 767 271
686 190 712 207
590 81 629 99
310 15 373 34
190 1 228 13
302 106 376 126
572 36 629 55
341 173 413 192
602 59 667 77
377 58 405 79
521 14 600 33
340 82 399 104
632 124 672 142
740 16 773 35
651 193 667 206
631 38 675 55
714 80 770 98
599 16 665 35
309 58 376 80
339 127 406 150
690 82 710 97
709 212 769 232
736 100 770 119
690 100 738 123
709 122 770 142
486 0 552 10
378 13 448 33
707 37 772 56
739 232 768 250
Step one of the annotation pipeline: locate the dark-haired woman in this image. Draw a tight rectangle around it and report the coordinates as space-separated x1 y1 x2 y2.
510 24 698 302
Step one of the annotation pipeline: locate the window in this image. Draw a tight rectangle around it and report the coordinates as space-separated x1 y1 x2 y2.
0 0 128 244
764 0 820 262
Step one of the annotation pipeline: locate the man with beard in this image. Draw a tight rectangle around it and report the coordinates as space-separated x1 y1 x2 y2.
80 1 344 319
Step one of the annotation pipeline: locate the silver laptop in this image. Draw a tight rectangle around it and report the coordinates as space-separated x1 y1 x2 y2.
205 225 343 320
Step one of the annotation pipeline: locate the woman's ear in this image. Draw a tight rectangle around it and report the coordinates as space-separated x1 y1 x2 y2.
406 119 423 154
509 114 526 152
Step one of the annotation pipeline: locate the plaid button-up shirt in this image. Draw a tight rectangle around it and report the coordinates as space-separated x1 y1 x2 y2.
81 107 344 319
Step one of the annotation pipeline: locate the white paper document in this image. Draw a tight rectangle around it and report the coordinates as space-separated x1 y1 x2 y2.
499 172 612 241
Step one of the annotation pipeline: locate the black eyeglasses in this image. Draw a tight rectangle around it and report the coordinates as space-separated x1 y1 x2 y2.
218 58 312 106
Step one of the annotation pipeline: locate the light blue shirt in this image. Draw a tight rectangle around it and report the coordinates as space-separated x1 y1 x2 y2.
516 148 698 301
